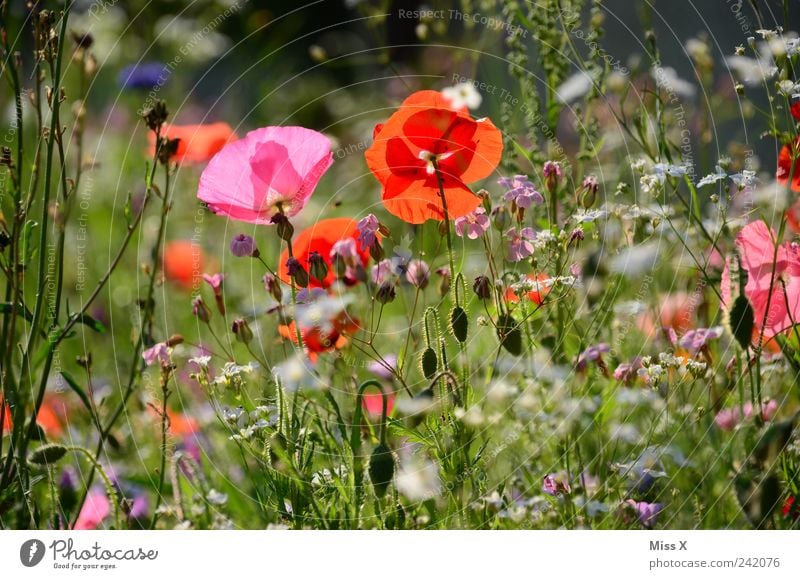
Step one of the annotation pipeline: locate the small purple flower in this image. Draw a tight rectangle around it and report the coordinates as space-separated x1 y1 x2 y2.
614 357 642 383
543 473 572 496
405 259 430 289
128 492 149 520
505 227 536 262
118 61 167 90
230 234 258 258
368 354 397 380
576 343 610 371
678 326 723 353
202 273 224 293
142 342 170 367
356 214 380 249
624 499 663 528
543 161 563 179
454 207 491 239
498 175 544 209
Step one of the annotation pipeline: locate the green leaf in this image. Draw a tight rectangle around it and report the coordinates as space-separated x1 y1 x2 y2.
71 312 107 333
60 371 99 427
0 302 32 322
728 294 754 350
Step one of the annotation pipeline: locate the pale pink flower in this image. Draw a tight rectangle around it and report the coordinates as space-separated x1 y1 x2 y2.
142 342 170 367
454 207 490 239
714 407 740 431
505 227 536 262
356 214 380 248
198 126 333 224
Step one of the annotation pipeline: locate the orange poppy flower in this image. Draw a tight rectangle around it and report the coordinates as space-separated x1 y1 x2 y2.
365 90 503 224
1 395 67 437
278 217 370 288
505 273 550 306
777 137 800 192
278 314 359 361
163 241 205 290
148 122 237 164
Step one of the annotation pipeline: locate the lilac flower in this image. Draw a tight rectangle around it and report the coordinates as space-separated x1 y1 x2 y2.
678 326 723 353
576 343 610 371
405 259 430 289
356 214 380 249
543 473 572 496
505 227 536 262
498 175 544 209
454 207 490 239
624 499 664 528
118 61 167 90
371 259 395 285
142 342 170 367
368 354 398 380
230 234 258 258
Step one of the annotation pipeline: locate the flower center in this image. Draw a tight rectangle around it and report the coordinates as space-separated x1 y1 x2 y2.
418 149 454 175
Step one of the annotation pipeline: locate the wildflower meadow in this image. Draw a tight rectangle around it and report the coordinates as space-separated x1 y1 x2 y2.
1 0 800 539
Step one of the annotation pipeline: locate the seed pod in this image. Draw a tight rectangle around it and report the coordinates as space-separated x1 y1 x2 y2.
369 443 395 498
308 251 329 283
421 347 438 379
451 306 468 343
29 443 68 466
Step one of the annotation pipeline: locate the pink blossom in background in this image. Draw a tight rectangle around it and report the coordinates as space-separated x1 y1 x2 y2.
198 126 333 224
74 490 111 530
362 390 395 417
721 220 800 338
505 227 536 262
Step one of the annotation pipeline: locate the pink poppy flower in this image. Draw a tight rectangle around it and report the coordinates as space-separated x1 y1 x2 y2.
362 390 395 417
721 220 800 338
74 490 111 530
198 126 333 224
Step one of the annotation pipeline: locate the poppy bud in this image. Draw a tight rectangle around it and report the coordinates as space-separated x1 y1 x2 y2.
421 347 438 379
232 318 253 344
473 275 492 300
285 257 309 288
376 281 396 304
263 273 282 301
271 213 294 241
369 443 395 498
308 251 329 283
451 306 468 343
192 296 211 323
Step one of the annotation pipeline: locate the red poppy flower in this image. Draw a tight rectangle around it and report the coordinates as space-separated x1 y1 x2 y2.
1 395 67 437
163 241 205 290
791 99 800 122
278 217 369 288
365 90 503 224
777 137 800 192
148 122 237 164
783 495 799 520
505 273 550 306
